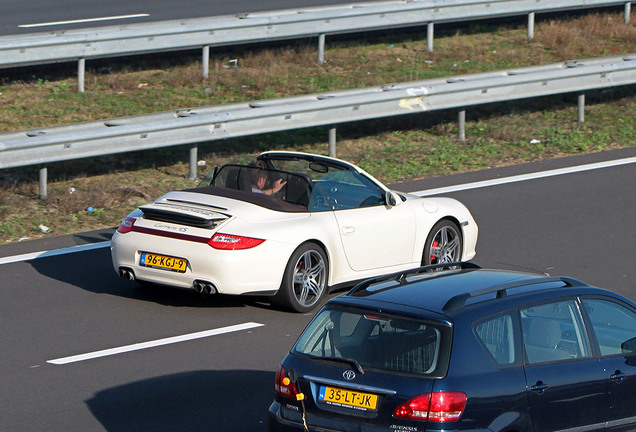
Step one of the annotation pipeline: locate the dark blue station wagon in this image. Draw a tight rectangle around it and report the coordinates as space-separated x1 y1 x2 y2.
268 262 636 432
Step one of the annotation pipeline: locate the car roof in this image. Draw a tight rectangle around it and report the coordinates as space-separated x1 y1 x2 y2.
328 263 621 319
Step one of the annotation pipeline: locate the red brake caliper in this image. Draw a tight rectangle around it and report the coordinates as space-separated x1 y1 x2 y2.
430 241 439 263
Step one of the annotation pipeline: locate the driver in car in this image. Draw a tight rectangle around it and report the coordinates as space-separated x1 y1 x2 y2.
249 162 287 195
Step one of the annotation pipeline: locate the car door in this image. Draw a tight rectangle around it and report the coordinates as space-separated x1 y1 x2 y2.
521 299 607 432
319 171 416 271
580 298 636 432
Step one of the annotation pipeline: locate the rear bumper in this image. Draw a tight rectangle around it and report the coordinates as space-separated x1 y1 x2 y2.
111 230 295 295
268 402 304 432
268 402 346 432
269 401 496 432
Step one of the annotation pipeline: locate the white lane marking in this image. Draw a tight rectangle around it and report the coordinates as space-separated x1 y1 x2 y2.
47 322 264 365
412 156 636 196
19 14 149 28
0 241 110 266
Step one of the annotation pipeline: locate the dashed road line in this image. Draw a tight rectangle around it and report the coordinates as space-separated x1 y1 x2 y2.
47 322 264 365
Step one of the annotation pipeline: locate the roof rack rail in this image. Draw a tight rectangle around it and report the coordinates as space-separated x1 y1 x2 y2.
348 261 481 295
442 276 587 312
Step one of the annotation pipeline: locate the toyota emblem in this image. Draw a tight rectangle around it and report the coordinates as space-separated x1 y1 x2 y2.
343 370 356 380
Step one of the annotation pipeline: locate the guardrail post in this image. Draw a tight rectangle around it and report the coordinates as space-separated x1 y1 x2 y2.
577 92 585 123
318 34 326 64
39 167 47 198
528 13 535 41
329 127 336 157
78 58 85 93
626 3 632 24
189 144 198 180
427 23 434 53
458 109 466 142
202 46 210 79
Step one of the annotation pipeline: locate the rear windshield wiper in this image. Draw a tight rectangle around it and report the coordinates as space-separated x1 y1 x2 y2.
318 356 365 375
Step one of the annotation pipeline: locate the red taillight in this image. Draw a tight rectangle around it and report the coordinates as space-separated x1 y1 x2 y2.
428 392 467 422
117 217 137 234
275 365 299 397
393 392 466 422
393 393 431 420
208 233 265 250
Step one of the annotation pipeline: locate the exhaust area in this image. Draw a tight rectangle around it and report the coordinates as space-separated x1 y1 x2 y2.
118 267 135 281
193 280 218 295
116 270 218 294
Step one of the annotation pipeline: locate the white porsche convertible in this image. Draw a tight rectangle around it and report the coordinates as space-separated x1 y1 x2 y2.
111 151 478 312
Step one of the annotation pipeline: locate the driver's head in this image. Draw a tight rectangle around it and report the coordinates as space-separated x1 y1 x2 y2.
248 161 268 189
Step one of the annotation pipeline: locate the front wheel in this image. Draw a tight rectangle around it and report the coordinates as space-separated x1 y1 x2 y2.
271 243 329 313
422 220 463 267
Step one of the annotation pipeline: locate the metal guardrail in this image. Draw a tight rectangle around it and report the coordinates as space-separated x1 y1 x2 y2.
2 54 635 179
0 0 631 90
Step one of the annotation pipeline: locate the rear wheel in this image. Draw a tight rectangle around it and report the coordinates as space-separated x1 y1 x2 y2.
422 220 463 266
271 243 328 313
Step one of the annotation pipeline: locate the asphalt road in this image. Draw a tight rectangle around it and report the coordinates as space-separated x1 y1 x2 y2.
1 0 380 36
1 146 635 431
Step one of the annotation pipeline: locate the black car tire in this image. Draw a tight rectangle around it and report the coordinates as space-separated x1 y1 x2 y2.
422 219 463 266
271 243 329 313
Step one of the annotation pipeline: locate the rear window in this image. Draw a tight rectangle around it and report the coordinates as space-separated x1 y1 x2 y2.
292 306 451 378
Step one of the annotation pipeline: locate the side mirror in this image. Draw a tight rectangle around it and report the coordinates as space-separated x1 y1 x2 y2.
385 191 401 207
622 336 636 354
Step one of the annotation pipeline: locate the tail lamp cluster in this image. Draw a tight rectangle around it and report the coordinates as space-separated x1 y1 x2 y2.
207 233 264 250
117 218 264 250
393 391 467 422
275 365 301 398
117 217 137 234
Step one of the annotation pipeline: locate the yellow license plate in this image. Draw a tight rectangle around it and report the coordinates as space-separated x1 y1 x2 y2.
318 386 378 411
140 252 188 272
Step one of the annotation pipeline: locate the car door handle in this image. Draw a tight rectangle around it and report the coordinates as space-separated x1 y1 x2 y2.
610 371 627 381
531 382 549 393
342 226 356 235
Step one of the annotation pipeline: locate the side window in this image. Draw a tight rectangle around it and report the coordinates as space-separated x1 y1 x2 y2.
521 300 591 364
582 299 636 356
474 311 519 366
